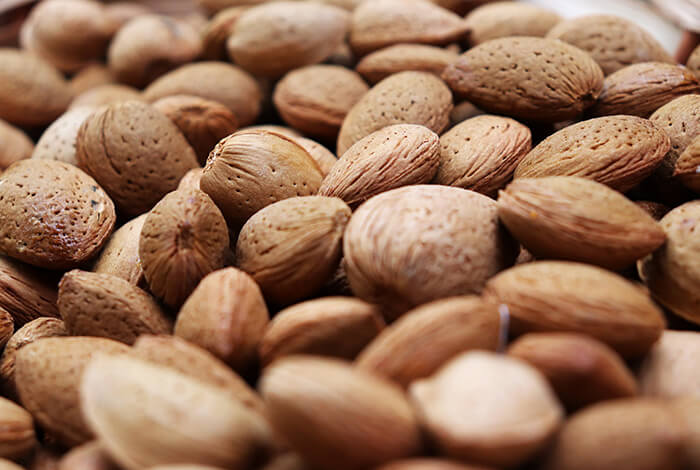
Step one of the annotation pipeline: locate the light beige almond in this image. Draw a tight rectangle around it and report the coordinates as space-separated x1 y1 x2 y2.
92 214 147 287
675 135 700 192
356 44 459 85
69 65 116 96
32 107 95 167
0 119 33 170
465 2 561 46
58 441 118 470
0 396 36 460
638 330 700 399
69 84 142 110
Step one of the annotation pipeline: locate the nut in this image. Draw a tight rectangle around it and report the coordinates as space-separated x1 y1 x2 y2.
0 120 33 171
465 2 561 46
356 44 459 85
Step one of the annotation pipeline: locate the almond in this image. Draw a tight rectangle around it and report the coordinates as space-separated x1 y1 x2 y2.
69 65 117 96
590 62 700 117
649 94 700 178
514 116 670 192
409 351 563 468
0 160 116 269
483 261 666 358
81 354 274 470
374 460 494 470
638 201 700 325
337 71 452 156
273 65 368 139
153 95 239 165
0 48 73 127
0 309 12 351
344 185 517 319
674 135 700 192
0 120 33 171
291 138 337 177
58 442 118 470
465 2 561 46
32 107 95 167
177 168 204 192
69 84 142 110
227 2 349 77
670 397 700 470
319 124 440 207
260 356 422 470
498 176 667 270
174 267 269 372
243 125 302 138
449 101 483 126
0 459 25 470
76 101 198 217
236 196 351 305
442 37 603 122
143 62 262 127
14 337 130 446
92 214 147 286
139 189 229 308
200 130 324 228
259 297 384 366
540 399 687 470
356 296 500 388
689 44 700 78
349 0 468 55
201 6 250 61
108 15 202 88
355 44 459 84
434 115 531 196
0 256 58 326
0 397 35 460
546 15 674 75
638 330 700 399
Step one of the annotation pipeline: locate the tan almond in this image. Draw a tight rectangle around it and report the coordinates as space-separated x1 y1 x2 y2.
689 44 700 77
0 458 26 470
356 296 500 388
0 309 12 351
0 257 58 327
0 120 33 171
260 297 384 366
356 44 459 85
514 116 670 192
442 37 603 123
374 459 495 470
58 441 118 470
465 2 560 46
434 115 531 196
498 176 667 270
638 330 700 399
201 7 250 61
177 168 204 192
69 65 116 96
449 101 483 126
483 261 666 358
92 214 147 287
291 138 337 177
260 356 423 470
337 71 452 156
69 84 142 110
0 397 36 460
410 351 563 468
669 397 700 469
649 94 700 178
674 135 700 192
32 107 95 167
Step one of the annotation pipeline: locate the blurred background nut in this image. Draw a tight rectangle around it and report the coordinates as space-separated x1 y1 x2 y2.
464 2 561 46
68 64 117 97
639 330 700 399
355 44 459 85
58 441 119 470
201 6 249 61
0 396 36 461
70 84 142 110
0 119 33 170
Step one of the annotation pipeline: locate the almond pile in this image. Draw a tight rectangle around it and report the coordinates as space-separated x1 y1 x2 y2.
0 1 700 469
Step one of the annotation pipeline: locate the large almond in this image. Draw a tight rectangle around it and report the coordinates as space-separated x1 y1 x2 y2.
92 214 147 286
638 330 700 399
356 44 459 85
442 37 603 122
0 120 33 171
0 256 58 326
465 2 560 46
483 261 666 358
0 310 12 352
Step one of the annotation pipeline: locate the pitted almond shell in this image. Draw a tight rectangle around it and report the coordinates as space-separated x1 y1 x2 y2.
649 94 700 178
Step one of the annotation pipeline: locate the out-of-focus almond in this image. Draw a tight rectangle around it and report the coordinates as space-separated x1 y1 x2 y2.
69 65 116 96
0 396 36 460
58 441 118 470
356 44 458 85
465 2 560 46
69 84 142 110
374 460 494 470
201 6 249 61
639 330 700 399
0 120 33 171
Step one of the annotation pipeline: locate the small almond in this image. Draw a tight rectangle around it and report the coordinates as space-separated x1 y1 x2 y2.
465 2 561 46
58 442 118 470
649 94 700 177
356 44 459 84
92 213 147 287
70 84 142 110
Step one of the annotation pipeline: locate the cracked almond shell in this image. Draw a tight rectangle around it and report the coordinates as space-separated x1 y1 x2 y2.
465 2 561 46
356 44 459 85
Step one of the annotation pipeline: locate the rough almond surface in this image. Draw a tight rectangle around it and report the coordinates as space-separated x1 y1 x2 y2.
356 44 458 85
442 37 604 122
92 214 147 287
32 107 95 167
649 94 700 178
465 2 561 46
0 120 33 171
674 135 700 192
638 330 700 399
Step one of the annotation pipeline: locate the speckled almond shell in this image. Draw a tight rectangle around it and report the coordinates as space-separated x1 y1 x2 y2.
638 201 700 325
14 336 130 446
273 65 369 139
590 62 700 118
76 101 199 217
498 176 667 270
201 7 250 61
356 44 459 84
514 116 670 192
200 130 323 228
0 160 116 270
58 270 172 345
675 135 700 192
92 214 147 286
442 37 604 123
337 71 453 156
0 120 33 171
434 115 531 197
292 137 337 177
344 185 518 319
650 94 700 177
547 15 674 76
153 95 239 165
350 0 468 56
465 2 561 46
174 267 269 372
320 124 440 207
69 84 143 110
144 62 262 127
139 189 228 308
0 49 73 127
483 261 666 358
236 196 351 306
32 107 95 167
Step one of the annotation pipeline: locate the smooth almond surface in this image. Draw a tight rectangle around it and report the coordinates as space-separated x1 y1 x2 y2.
638 330 700 399
0 256 58 326
356 44 458 85
0 120 33 170
465 2 561 46
92 214 147 286
0 397 36 460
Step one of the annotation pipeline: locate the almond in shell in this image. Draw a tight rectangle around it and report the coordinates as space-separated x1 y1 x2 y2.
638 330 700 399
32 107 95 167
689 44 700 77
58 441 119 470
69 64 116 97
649 94 700 178
355 44 459 85
201 6 250 61
0 396 36 460
92 214 147 287
674 135 700 192
464 2 561 46
0 120 33 171
69 84 142 110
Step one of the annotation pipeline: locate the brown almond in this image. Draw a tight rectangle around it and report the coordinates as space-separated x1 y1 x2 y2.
674 135 700 192
356 44 459 85
649 94 700 178
273 65 368 139
434 115 531 196
174 268 269 372
139 189 229 308
547 15 674 75
514 116 670 192
638 330 700 399
483 261 666 358
0 160 116 269
498 176 667 270
153 95 239 165
465 2 560 46
228 2 349 77
689 44 700 77
442 37 603 123
0 309 12 351
58 442 118 470
637 200 671 221
92 214 147 286
0 257 58 326
374 459 494 470
320 124 440 207
15 337 130 446
200 130 324 228
69 84 143 110
0 120 33 171
291 138 337 177
541 399 687 470
177 168 204 192
260 356 422 470
144 62 262 127
31 107 95 167
260 297 384 366
350 0 468 55
410 351 563 468
590 62 700 117
25 445 61 470
0 397 35 460
449 101 483 126
337 71 452 156
69 65 117 97
356 296 500 388
201 7 250 61
669 397 700 469
236 196 351 305
344 185 517 319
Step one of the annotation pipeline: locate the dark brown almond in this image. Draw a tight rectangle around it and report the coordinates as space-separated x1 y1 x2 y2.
32 107 95 167
0 120 33 171
92 214 147 286
356 44 459 84
465 2 560 46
